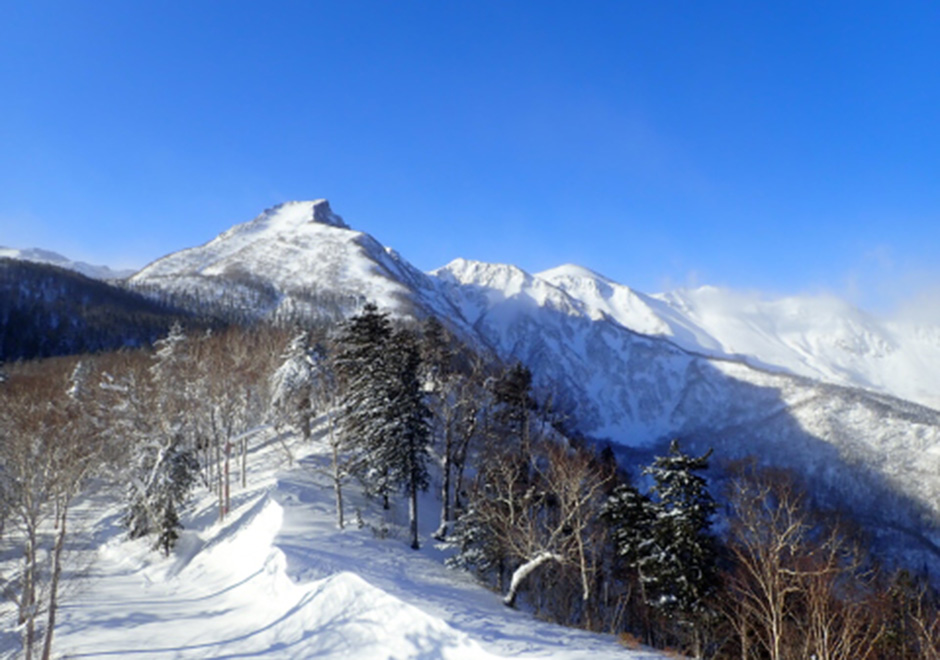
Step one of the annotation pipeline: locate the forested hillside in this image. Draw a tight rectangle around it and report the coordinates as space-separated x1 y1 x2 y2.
2 312 937 659
0 258 197 361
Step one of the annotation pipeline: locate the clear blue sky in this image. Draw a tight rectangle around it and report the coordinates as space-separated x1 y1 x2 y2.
2 1 938 312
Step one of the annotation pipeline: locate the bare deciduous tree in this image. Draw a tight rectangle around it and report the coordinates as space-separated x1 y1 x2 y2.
0 358 105 660
458 434 610 625
722 462 886 660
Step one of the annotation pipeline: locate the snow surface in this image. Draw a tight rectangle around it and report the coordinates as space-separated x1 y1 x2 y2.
3 426 666 659
0 246 135 281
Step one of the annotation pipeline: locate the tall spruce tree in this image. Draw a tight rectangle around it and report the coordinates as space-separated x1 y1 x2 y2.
384 327 431 549
491 362 535 450
602 481 657 574
641 439 718 650
336 305 432 548
334 303 394 505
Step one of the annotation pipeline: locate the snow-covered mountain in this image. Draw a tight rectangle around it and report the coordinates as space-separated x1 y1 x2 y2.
0 245 135 281
537 266 940 411
126 200 940 564
129 200 466 326
433 256 940 559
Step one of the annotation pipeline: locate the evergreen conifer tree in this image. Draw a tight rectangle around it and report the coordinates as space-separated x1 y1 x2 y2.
384 327 432 549
270 330 318 441
602 481 657 572
122 323 201 554
491 362 535 451
336 305 432 548
641 439 718 647
125 435 199 554
335 303 394 504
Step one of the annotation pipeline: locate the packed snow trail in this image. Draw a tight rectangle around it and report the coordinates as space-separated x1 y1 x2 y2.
26 431 668 659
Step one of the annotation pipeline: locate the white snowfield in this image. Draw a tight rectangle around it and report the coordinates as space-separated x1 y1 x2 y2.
27 430 666 660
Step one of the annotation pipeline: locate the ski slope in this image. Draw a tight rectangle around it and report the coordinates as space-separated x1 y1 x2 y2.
4 425 667 659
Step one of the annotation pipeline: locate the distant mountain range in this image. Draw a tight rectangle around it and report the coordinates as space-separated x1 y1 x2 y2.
0 245 136 281
6 200 940 566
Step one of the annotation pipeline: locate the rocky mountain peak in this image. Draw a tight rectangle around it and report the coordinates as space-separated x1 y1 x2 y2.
309 199 349 229
258 199 350 230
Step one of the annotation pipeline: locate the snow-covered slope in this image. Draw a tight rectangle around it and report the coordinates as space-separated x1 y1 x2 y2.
0 246 134 280
129 200 465 325
25 428 664 660
538 266 940 411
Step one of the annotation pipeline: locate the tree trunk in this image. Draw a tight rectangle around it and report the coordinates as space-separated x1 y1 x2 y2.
215 433 224 521
741 619 748 660
409 476 419 550
41 500 69 660
330 412 344 530
224 441 231 516
240 435 248 489
301 399 311 442
22 509 38 660
382 466 390 510
433 425 453 540
21 521 36 624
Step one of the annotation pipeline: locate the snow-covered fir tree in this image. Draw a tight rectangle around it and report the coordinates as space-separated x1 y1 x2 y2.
125 438 199 556
334 303 394 505
270 330 319 441
149 321 188 420
121 323 201 555
641 439 718 651
383 327 432 549
602 481 657 573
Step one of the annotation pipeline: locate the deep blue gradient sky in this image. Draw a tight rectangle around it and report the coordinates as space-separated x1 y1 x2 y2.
2 2 938 312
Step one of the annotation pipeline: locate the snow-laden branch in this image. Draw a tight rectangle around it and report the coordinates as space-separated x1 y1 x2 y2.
503 551 563 608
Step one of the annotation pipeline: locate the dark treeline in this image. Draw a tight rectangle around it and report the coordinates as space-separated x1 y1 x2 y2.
127 277 364 328
1 303 938 659
0 259 198 361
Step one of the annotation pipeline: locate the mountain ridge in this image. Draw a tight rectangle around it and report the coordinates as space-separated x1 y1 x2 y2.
0 245 135 281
